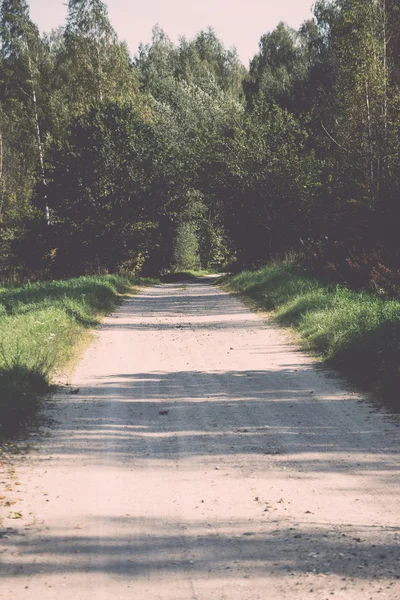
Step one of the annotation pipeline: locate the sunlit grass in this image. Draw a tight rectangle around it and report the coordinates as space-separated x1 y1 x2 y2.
224 258 400 409
0 275 158 437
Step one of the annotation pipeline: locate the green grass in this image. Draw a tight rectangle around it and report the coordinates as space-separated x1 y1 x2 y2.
0 274 158 437
224 258 400 410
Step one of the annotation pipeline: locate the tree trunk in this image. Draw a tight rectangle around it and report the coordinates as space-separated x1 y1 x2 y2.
26 42 50 224
0 131 3 221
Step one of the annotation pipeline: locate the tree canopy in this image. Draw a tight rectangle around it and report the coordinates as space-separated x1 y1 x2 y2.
1 0 400 285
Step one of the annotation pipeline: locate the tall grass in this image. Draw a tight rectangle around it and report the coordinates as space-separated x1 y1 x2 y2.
224 258 400 410
0 275 157 437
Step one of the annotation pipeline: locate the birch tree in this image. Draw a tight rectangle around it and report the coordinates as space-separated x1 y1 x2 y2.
63 0 137 113
0 0 49 223
311 0 389 245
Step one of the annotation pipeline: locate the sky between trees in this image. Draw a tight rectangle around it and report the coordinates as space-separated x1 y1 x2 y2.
28 0 314 65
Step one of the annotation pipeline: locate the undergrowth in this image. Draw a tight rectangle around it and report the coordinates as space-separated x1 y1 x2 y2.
224 258 400 411
0 274 157 438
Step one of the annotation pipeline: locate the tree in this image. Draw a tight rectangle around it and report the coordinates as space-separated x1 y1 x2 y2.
0 0 49 224
310 0 391 245
62 0 137 114
245 22 308 111
177 28 245 99
46 101 168 275
224 99 321 264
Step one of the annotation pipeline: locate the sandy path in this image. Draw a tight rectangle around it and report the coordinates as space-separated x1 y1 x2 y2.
0 277 399 599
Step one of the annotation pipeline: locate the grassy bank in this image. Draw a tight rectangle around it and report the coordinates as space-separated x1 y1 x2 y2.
0 275 157 437
224 259 400 411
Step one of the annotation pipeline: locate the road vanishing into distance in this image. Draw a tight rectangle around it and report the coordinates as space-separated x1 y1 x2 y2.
1 277 399 599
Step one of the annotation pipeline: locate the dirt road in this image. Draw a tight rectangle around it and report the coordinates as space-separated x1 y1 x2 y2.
1 277 399 599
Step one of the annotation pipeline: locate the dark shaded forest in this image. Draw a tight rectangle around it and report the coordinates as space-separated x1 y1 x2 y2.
1 0 400 292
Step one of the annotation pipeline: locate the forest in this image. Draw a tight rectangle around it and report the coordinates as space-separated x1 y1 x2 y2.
2 5 400 593
1 0 400 292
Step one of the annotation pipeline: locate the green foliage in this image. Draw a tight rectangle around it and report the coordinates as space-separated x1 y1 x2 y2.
0 274 157 436
63 0 137 112
245 22 308 110
169 190 203 271
137 25 245 101
0 0 45 233
224 99 321 264
2 0 400 297
309 0 398 245
225 259 400 408
172 222 200 272
198 221 230 270
46 100 165 276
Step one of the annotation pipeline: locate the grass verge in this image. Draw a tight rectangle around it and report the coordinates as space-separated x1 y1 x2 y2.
223 258 400 411
0 274 157 438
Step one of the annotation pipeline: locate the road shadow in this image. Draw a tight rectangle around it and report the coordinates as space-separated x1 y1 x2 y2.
1 279 398 590
38 367 400 486
1 516 399 584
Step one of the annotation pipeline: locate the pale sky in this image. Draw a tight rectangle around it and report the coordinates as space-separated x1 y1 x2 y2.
28 0 315 66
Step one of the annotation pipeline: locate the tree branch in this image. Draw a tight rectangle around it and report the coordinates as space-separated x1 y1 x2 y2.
321 121 350 153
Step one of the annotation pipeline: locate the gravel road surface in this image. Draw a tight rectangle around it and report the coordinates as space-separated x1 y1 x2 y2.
1 277 399 599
